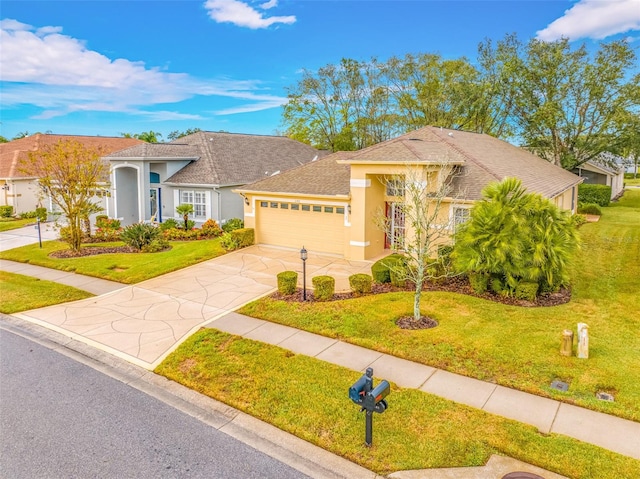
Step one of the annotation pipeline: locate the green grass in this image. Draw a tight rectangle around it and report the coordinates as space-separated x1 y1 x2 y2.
0 217 34 232
0 238 227 284
0 271 93 313
625 178 640 186
239 190 640 422
156 329 640 478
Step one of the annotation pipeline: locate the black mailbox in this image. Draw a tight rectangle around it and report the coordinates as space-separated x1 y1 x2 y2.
348 368 390 447
363 380 390 412
349 374 371 405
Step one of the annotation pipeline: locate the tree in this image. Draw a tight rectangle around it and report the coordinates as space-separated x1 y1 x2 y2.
453 178 580 295
175 203 194 230
167 128 202 141
121 131 163 143
0 136 8 143
21 140 109 251
376 166 458 322
483 36 639 169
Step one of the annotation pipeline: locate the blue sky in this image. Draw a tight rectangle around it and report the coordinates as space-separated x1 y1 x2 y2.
1 0 639 140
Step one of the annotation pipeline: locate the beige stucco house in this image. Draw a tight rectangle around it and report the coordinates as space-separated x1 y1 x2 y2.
236 126 583 261
572 157 625 200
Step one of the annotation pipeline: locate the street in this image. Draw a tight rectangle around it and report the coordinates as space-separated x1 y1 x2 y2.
0 328 308 479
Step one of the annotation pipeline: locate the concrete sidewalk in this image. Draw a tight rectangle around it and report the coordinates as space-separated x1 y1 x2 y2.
1 259 125 295
208 312 640 461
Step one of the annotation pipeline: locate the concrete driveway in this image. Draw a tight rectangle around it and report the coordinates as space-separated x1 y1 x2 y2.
13 245 375 369
0 222 58 251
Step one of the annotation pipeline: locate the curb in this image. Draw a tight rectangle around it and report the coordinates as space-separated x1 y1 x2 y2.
0 314 382 479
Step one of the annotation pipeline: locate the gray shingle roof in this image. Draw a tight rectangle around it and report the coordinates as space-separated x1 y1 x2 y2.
237 151 353 196
237 126 582 201
103 131 324 186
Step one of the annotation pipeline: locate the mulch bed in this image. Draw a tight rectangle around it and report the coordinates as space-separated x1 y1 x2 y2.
50 245 138 258
272 276 571 329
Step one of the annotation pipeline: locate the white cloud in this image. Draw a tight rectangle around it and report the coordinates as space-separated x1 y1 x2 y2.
0 20 287 119
537 0 640 41
203 0 296 29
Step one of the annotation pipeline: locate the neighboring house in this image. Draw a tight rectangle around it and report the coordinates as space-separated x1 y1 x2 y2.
572 155 625 200
0 134 143 216
103 131 324 226
236 126 583 261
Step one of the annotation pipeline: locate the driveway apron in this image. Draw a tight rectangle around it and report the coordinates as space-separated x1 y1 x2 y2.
13 245 374 369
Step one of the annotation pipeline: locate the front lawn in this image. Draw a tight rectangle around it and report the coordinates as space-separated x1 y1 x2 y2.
0 217 34 232
0 239 226 284
156 329 640 478
239 190 640 421
0 271 93 313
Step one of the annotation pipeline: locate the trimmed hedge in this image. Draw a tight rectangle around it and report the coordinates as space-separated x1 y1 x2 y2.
515 281 539 301
231 228 254 248
312 275 335 301
0 205 13 218
371 253 405 284
349 274 372 295
578 184 611 207
222 218 244 233
277 271 298 295
577 203 602 215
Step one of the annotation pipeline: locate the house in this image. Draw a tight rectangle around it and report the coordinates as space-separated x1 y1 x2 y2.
0 134 143 216
103 131 324 226
572 155 625 200
235 126 583 261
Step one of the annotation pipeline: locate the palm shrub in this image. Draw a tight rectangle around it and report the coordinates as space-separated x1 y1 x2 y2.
453 178 580 296
120 222 160 251
175 204 194 230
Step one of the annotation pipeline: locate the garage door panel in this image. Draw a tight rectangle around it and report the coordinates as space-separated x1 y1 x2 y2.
257 205 345 255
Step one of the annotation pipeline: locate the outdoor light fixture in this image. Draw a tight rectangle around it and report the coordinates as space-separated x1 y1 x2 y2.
1 184 9 191
300 246 308 300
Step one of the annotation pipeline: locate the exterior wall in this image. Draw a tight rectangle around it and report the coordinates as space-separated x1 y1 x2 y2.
573 164 622 200
552 186 578 214
113 165 142 226
0 179 40 214
218 186 244 224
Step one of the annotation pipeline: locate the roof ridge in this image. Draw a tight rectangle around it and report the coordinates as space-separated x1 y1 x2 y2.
433 128 502 182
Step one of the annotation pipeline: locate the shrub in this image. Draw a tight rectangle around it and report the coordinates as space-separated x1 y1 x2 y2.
349 274 372 295
577 203 602 215
95 215 108 227
222 218 244 233
19 210 37 219
182 219 196 231
578 184 611 207
0 205 14 218
371 253 405 284
201 219 222 237
220 232 241 251
120 222 160 251
468 272 489 294
35 207 47 222
277 271 298 295
490 276 510 297
231 228 254 248
515 281 539 301
572 214 588 227
141 238 170 253
159 218 179 231
312 275 335 301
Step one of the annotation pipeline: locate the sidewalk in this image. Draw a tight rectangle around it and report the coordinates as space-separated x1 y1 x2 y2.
207 312 640 461
3 256 639 465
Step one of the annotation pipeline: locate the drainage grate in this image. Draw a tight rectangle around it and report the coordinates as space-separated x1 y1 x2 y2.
596 392 615 402
550 380 569 392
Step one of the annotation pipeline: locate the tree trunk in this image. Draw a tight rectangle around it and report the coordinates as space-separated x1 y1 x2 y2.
413 279 423 321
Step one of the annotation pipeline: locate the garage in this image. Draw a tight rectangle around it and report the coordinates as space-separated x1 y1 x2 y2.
255 200 347 255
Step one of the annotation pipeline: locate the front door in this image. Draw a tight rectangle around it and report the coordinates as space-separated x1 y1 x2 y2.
150 188 161 222
385 202 405 250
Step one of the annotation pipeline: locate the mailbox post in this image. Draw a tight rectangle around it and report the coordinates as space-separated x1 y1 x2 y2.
349 367 390 447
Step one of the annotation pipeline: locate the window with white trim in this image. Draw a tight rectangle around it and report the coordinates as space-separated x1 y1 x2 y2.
180 190 207 219
452 207 470 231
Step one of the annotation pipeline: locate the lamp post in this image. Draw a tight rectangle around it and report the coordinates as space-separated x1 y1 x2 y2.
300 246 307 301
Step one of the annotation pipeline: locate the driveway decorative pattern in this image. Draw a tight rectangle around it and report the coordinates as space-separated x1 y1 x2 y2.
14 245 375 368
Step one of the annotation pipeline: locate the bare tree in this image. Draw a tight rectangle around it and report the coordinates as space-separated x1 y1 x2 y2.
376 165 463 323
21 140 108 251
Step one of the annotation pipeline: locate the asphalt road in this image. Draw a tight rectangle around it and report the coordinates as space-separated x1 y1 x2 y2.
0 329 309 479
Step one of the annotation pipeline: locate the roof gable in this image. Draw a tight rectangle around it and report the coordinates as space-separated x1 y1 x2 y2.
0 134 143 179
